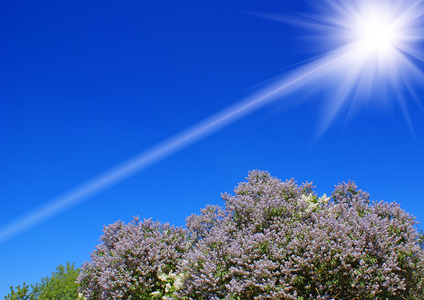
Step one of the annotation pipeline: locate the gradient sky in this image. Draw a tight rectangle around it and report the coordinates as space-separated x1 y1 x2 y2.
1 0 424 296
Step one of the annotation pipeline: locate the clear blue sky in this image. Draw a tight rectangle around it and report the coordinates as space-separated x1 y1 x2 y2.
1 0 424 296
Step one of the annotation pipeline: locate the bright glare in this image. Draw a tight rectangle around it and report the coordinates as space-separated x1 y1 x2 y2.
347 2 403 60
356 18 397 55
289 0 424 135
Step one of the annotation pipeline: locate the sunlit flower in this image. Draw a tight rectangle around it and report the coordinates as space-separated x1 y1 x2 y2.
150 291 161 297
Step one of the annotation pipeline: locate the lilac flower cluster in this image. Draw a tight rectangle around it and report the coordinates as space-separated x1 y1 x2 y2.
77 218 188 299
78 170 424 299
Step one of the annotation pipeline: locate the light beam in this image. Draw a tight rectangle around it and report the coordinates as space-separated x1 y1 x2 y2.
0 54 345 244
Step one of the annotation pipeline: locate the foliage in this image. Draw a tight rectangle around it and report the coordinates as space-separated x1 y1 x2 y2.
78 170 424 299
32 262 80 299
4 262 80 300
4 283 30 300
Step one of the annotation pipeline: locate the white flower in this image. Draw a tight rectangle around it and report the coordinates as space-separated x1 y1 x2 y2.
157 267 168 282
300 193 330 212
158 273 168 281
300 194 314 204
306 202 319 212
150 291 161 297
173 276 184 290
77 293 86 300
168 271 177 279
318 193 330 204
165 283 172 293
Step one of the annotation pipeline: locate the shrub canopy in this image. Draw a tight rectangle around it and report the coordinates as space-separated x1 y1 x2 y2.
5 262 79 300
78 170 424 299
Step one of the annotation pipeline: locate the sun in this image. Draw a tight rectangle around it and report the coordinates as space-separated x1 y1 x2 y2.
347 2 404 61
356 18 397 56
285 0 424 135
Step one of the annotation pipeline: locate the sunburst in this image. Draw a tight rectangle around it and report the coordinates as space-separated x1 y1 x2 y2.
294 0 424 134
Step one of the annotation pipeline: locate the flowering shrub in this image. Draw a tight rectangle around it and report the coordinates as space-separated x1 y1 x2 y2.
77 218 188 299
78 170 424 299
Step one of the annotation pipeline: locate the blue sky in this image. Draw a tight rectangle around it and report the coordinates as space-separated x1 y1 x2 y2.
1 0 424 296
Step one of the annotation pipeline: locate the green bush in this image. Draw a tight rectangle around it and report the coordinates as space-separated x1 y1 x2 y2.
4 262 80 300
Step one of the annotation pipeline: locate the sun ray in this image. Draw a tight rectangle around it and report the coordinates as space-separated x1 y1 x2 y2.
291 0 424 136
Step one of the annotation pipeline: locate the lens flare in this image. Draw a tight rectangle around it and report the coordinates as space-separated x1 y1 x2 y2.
289 0 424 135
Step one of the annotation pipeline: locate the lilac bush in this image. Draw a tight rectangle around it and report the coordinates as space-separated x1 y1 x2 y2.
179 171 424 299
79 170 424 299
77 218 188 299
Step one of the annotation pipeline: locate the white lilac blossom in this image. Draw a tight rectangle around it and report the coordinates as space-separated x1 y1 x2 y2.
299 193 330 213
78 170 424 299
